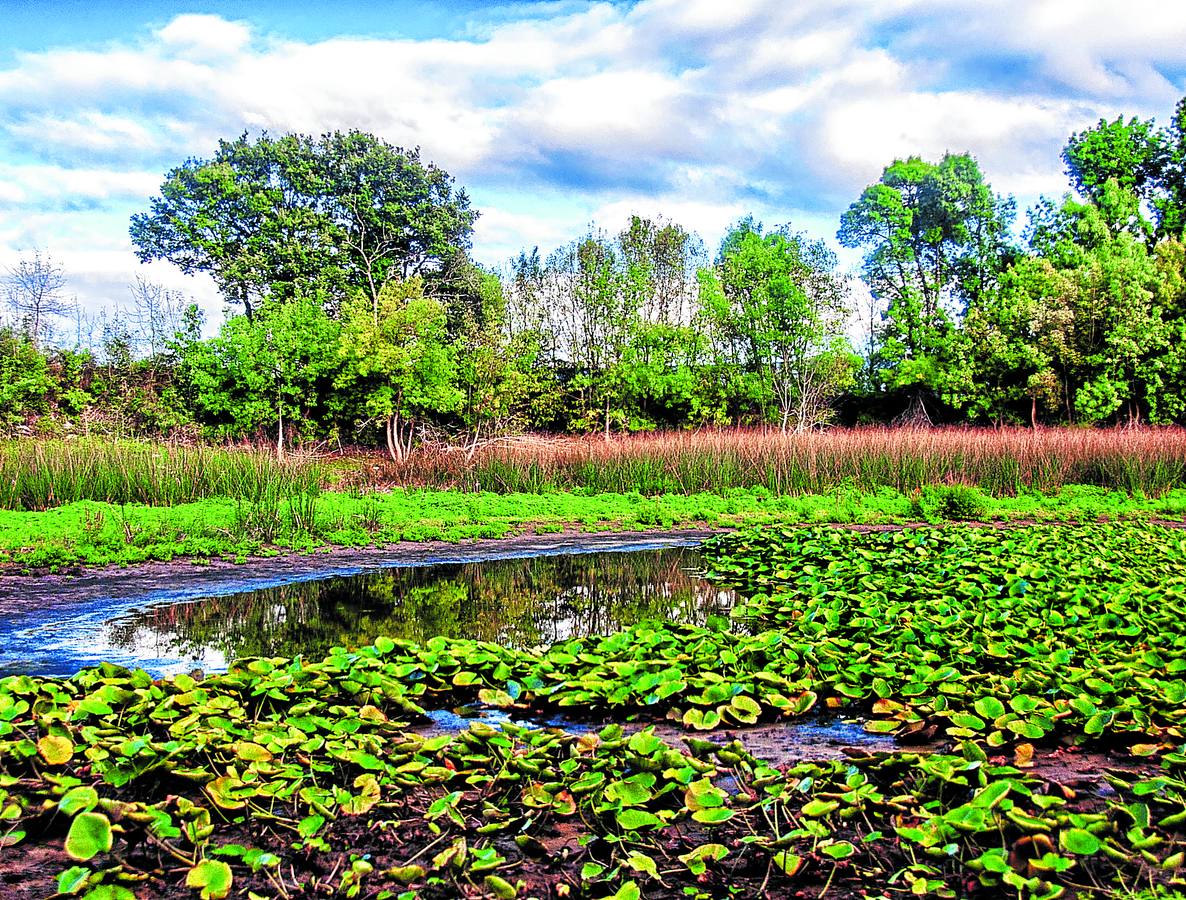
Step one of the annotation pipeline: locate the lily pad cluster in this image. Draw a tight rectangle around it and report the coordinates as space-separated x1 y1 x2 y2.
702 524 1186 746
1 522 1185 897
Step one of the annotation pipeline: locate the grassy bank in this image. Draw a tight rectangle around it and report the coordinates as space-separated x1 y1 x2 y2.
2 484 1184 571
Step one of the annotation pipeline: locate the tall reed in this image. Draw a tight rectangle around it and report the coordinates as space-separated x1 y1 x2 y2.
367 427 1186 497
0 440 325 511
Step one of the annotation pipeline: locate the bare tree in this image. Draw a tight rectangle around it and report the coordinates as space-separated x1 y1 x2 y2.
128 275 186 359
4 250 72 347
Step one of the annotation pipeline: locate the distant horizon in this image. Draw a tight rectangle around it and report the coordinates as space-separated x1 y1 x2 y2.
2 0 1185 326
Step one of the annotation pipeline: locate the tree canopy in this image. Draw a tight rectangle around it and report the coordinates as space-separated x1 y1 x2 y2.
12 101 1186 445
130 131 477 320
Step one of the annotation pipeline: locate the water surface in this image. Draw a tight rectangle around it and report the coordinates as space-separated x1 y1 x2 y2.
0 541 733 677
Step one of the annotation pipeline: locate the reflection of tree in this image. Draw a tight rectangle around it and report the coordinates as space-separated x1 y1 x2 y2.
108 550 735 667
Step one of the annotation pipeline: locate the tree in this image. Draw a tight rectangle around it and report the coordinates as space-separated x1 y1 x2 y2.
1155 97 1186 238
950 257 1076 426
974 190 1174 426
1063 115 1165 212
338 278 461 461
1061 95 1186 240
4 249 72 348
838 154 1014 410
178 296 343 451
128 276 188 361
700 221 855 431
617 215 704 325
539 231 636 435
451 268 540 451
131 131 477 320
312 131 479 314
0 326 54 432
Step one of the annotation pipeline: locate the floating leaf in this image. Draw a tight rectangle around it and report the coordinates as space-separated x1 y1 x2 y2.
772 850 803 875
1060 828 1101 856
38 734 74 765
59 786 99 817
616 809 663 830
801 798 839 817
186 859 233 900
65 812 112 861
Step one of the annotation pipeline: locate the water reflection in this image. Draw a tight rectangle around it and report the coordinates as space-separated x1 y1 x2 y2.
22 549 733 677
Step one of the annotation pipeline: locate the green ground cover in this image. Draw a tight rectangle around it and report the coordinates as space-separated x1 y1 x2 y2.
1 523 1184 898
2 484 1185 571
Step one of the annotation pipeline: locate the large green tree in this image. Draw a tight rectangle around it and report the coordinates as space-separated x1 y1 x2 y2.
700 221 855 431
131 131 477 320
838 154 1014 409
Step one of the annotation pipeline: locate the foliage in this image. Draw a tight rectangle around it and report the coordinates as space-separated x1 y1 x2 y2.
179 295 346 449
338 278 461 460
130 130 477 320
0 327 54 430
15 98 1186 440
838 153 1015 401
699 221 855 431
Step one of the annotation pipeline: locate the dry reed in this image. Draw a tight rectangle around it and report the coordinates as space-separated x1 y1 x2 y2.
366 427 1186 496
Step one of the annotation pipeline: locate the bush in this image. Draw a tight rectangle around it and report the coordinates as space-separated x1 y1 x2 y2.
912 484 989 521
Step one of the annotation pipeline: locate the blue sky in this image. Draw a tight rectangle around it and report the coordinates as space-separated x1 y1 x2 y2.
2 0 1185 324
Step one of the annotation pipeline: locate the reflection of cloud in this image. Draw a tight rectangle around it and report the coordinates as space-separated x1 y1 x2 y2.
0 0 1183 317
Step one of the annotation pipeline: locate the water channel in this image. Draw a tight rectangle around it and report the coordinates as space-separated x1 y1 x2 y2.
0 534 732 678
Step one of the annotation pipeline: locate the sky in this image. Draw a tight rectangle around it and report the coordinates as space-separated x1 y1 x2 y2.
2 0 1186 328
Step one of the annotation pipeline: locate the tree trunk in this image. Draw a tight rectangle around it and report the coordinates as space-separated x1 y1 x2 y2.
466 422 482 461
277 402 285 461
1030 395 1037 431
385 414 399 463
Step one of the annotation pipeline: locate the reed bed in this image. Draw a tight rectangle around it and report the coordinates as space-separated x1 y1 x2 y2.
374 427 1186 497
5 428 1184 512
0 440 325 511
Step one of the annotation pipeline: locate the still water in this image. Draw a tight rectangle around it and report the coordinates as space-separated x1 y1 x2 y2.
0 543 734 678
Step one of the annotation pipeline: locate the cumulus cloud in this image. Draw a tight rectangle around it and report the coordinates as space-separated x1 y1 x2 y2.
0 0 1184 319
156 14 253 60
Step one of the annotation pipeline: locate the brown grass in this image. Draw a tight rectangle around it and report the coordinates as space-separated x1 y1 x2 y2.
352 426 1186 496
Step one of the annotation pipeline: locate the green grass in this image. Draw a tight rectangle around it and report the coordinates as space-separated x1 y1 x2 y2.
0 440 323 511
1 484 1184 570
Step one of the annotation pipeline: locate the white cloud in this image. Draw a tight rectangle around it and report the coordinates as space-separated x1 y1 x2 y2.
0 164 158 214
156 14 253 60
0 0 1184 320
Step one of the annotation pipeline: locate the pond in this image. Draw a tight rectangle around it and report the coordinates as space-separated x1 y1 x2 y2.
0 535 735 678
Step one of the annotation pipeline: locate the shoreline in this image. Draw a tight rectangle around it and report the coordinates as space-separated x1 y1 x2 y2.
0 526 723 608
5 512 1184 591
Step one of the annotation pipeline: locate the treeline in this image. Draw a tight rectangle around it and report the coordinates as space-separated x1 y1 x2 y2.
4 97 1186 450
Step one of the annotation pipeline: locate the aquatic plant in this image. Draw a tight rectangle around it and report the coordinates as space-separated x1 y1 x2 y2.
0 439 325 511
1 522 1185 896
